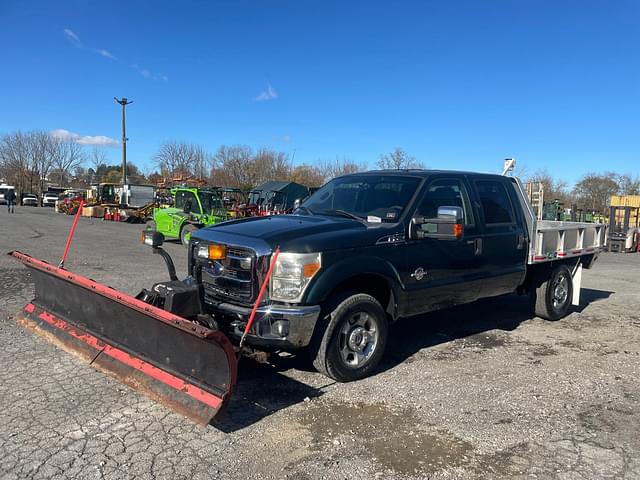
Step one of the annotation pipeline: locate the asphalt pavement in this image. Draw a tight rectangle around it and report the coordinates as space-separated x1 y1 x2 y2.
1 206 639 479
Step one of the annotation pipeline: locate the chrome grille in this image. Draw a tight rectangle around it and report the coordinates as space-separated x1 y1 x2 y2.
197 243 260 305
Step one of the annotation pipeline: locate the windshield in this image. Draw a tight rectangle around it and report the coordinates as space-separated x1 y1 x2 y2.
248 190 262 204
302 175 421 222
199 192 225 214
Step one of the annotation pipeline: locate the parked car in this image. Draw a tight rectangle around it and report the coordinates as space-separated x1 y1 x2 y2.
21 193 38 206
42 192 59 207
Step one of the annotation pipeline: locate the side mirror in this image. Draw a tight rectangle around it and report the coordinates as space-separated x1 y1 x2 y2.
410 206 464 240
142 230 164 248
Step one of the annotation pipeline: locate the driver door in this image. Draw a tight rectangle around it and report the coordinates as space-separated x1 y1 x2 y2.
403 176 484 316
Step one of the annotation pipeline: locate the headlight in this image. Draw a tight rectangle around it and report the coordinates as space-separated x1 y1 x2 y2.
270 252 321 302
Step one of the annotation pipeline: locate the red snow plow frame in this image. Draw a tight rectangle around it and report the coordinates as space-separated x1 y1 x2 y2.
10 250 237 425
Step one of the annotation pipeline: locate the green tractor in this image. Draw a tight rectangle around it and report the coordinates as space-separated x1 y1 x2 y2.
149 187 228 246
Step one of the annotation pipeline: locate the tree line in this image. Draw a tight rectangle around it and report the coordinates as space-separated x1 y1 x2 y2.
1 129 636 214
526 169 639 214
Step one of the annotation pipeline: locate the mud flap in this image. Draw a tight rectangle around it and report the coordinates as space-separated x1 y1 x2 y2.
10 251 237 425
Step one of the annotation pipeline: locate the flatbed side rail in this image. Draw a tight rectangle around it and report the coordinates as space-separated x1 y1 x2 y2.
509 178 608 264
529 222 608 263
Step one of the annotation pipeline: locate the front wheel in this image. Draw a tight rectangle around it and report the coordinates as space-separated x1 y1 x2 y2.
180 224 198 246
310 293 388 382
533 264 573 321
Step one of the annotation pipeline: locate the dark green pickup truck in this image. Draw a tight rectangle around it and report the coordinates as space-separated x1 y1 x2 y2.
146 170 608 382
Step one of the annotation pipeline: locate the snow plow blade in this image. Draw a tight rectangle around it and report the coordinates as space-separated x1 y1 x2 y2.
10 250 237 425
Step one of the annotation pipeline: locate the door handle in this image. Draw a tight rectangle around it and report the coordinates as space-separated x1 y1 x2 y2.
466 238 482 255
516 233 526 250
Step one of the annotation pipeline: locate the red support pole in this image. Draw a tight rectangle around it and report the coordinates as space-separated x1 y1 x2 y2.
59 199 84 269
239 247 280 349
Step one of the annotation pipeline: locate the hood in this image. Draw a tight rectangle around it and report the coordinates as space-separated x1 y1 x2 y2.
192 214 400 252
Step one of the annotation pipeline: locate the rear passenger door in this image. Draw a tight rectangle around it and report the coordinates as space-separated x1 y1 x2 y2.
470 178 527 297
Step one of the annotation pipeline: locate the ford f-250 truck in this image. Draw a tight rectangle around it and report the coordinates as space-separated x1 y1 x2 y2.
174 170 606 382
13 169 608 423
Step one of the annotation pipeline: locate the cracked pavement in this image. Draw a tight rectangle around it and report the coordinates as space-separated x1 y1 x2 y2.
1 207 639 479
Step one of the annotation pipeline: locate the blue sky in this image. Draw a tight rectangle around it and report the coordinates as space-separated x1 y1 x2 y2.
1 0 638 185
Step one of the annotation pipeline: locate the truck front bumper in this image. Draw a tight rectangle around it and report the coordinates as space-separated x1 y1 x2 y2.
209 302 321 349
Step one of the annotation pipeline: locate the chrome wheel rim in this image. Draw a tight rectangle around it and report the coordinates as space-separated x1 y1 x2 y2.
338 311 379 369
552 273 569 310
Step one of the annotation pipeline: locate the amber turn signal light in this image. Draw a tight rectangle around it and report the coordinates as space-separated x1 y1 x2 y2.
208 244 226 260
303 262 321 278
453 223 463 238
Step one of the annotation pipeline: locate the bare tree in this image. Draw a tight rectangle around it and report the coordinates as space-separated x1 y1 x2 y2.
50 138 86 187
0 131 57 195
30 131 56 194
527 169 572 205
0 132 30 193
154 141 210 180
250 148 291 185
377 148 423 170
616 173 640 195
289 164 326 187
210 145 255 190
573 172 619 213
90 146 108 171
317 157 367 182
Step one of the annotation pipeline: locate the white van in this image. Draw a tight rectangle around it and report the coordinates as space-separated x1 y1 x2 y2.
0 184 16 205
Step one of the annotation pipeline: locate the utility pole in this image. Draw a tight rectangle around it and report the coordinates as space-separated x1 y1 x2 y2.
114 97 133 184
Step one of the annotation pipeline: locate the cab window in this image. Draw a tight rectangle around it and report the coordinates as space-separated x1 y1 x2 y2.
415 179 475 226
175 191 201 214
474 180 514 225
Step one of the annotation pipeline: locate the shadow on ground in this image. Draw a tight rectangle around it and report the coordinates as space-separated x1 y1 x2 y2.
216 288 614 431
380 289 613 371
213 360 328 433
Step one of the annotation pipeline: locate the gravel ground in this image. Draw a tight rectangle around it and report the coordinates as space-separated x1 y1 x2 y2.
0 206 639 479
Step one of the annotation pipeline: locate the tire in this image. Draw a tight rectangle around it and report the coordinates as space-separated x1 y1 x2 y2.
533 265 573 321
180 224 198 246
310 293 388 382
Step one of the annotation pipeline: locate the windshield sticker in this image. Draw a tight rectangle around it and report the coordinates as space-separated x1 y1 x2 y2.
367 215 382 223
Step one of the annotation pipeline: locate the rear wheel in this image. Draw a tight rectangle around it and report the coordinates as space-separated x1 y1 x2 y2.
533 265 573 321
180 224 198 246
310 293 388 382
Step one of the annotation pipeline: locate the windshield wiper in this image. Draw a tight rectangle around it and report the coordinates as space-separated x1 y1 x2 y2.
295 206 315 215
322 209 366 223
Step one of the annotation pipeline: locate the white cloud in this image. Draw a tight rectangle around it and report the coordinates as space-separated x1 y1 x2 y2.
63 28 81 46
95 49 116 60
62 29 168 81
131 64 168 81
274 135 292 143
254 83 278 102
50 129 119 147
63 28 118 61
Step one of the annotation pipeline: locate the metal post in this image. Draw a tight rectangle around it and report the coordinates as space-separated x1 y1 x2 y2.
114 97 133 185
